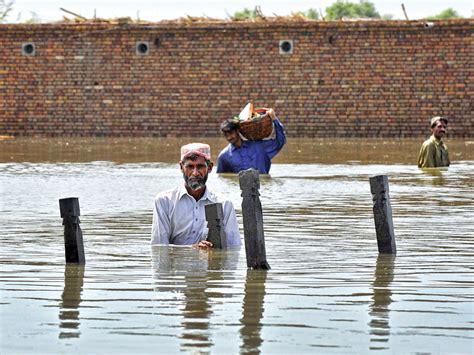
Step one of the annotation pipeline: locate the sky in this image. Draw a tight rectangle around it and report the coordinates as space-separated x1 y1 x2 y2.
5 0 473 23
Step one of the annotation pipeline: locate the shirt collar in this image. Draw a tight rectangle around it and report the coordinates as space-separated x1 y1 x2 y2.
178 183 217 203
230 140 249 151
430 135 444 145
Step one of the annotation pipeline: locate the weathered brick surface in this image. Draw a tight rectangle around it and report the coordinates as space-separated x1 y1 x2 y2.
0 20 472 137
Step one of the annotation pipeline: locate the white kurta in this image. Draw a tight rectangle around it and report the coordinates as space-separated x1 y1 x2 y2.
151 184 241 246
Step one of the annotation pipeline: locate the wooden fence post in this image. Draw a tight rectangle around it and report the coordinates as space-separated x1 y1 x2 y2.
239 169 270 269
59 197 85 264
369 175 397 254
205 202 227 249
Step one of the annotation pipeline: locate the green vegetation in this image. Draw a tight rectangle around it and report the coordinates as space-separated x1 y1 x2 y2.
1 0 41 23
0 0 469 23
303 8 319 20
286 9 319 20
231 6 264 20
0 0 14 23
426 8 462 19
230 1 467 21
325 0 380 20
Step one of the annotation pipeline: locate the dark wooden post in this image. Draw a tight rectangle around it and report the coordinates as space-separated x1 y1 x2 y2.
205 202 227 249
239 169 270 270
59 197 85 264
369 175 396 254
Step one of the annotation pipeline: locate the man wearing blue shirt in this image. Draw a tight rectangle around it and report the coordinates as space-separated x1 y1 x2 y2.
216 109 286 174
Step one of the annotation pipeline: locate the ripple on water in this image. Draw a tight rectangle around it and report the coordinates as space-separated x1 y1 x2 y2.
1 161 473 354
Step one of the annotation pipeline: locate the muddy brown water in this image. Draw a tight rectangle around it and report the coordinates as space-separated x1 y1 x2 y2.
1 137 473 353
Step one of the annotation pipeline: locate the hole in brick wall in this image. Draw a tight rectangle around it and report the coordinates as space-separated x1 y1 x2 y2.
279 40 293 54
328 35 335 45
154 38 160 47
22 42 35 56
136 41 149 55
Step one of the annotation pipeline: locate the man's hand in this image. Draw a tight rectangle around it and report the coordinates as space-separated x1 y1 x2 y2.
193 240 213 250
262 108 276 120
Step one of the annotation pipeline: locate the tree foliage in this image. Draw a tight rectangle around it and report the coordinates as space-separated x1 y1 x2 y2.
289 9 319 20
0 0 14 23
230 3 468 21
325 0 380 20
304 8 319 20
231 6 264 20
426 8 463 20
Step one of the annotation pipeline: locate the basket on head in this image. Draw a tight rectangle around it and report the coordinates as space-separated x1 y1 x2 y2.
238 109 273 141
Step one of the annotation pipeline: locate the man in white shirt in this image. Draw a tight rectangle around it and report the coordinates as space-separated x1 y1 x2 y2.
151 143 241 249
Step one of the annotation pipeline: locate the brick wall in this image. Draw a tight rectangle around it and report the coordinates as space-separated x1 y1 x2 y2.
0 20 472 137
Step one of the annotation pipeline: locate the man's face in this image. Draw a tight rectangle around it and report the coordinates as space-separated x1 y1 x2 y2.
431 120 447 140
224 129 241 146
180 155 212 191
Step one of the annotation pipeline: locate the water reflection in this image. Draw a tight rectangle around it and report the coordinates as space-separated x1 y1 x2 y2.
240 269 268 355
420 167 447 186
59 264 85 339
151 246 240 352
369 254 395 350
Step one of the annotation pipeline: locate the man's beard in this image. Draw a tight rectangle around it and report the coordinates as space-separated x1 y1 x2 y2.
183 173 208 191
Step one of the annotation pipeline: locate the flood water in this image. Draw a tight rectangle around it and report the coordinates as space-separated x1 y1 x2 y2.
1 137 473 354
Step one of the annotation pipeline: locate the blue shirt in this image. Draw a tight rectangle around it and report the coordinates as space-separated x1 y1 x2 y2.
216 118 286 174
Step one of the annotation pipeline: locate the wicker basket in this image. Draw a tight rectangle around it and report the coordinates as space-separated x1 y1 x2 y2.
238 109 273 141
